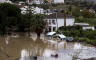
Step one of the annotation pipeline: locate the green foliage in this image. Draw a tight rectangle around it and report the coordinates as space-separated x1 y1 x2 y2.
82 30 96 40
31 14 46 36
0 3 21 34
62 31 70 36
51 3 57 6
73 36 79 41
17 14 33 31
70 30 80 37
86 39 96 46
59 25 82 31
39 4 49 10
0 30 4 35
56 30 61 34
79 38 89 42
81 8 95 18
79 29 84 36
71 7 81 17
75 18 96 26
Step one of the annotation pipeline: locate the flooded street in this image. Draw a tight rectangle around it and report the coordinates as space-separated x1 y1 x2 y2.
0 32 96 60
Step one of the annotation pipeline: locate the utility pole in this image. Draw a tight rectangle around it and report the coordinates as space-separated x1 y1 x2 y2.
64 13 66 27
56 12 58 30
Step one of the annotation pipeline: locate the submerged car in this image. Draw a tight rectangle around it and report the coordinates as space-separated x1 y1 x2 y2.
46 32 56 39
66 37 74 42
57 34 66 40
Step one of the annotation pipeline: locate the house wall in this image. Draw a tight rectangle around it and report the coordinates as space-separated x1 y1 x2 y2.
34 7 43 14
66 18 75 26
0 0 5 3
57 18 64 28
83 27 95 30
45 18 75 32
57 18 75 28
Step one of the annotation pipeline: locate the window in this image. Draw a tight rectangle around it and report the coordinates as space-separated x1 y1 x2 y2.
52 20 55 24
49 20 51 24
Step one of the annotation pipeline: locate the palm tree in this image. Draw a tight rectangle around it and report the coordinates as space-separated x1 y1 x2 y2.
31 14 46 36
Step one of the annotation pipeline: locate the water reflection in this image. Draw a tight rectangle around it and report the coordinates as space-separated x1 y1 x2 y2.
11 33 19 38
5 36 11 44
43 49 55 56
0 32 95 60
74 42 95 49
21 49 29 57
30 34 37 42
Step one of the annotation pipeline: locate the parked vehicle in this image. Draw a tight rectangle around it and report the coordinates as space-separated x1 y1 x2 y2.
66 37 74 42
46 32 56 39
57 34 66 40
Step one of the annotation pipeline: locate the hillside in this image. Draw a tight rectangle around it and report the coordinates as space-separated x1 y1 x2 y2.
10 0 96 3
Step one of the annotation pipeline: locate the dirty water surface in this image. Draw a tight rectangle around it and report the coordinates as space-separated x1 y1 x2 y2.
0 32 96 60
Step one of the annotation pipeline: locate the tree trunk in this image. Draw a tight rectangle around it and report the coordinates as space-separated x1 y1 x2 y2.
28 29 30 36
37 33 40 37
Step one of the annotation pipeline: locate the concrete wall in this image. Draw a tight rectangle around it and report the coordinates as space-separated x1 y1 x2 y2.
83 27 95 30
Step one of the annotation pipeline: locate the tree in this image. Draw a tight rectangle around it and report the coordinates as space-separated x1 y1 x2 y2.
17 14 33 31
71 7 81 17
81 9 95 18
0 11 6 34
24 1 35 36
0 3 21 34
39 4 49 10
31 14 46 36
81 8 89 18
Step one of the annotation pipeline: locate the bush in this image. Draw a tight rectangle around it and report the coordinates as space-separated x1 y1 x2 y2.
70 30 80 37
79 38 89 42
62 31 70 36
73 36 79 42
39 4 49 10
59 25 82 31
87 40 96 45
56 30 61 34
0 30 3 35
51 3 57 6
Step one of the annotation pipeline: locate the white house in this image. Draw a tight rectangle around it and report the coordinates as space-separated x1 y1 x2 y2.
0 0 12 3
75 23 95 30
20 6 44 14
28 0 44 4
0 0 5 3
54 0 64 3
45 12 75 32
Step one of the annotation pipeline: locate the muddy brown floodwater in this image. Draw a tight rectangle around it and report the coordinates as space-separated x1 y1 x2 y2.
0 32 96 60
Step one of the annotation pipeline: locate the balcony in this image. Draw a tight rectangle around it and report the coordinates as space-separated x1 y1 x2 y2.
48 22 57 27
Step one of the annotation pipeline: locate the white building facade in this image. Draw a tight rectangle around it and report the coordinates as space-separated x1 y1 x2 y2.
54 0 64 3
45 12 75 32
75 23 95 30
20 6 44 14
0 0 6 3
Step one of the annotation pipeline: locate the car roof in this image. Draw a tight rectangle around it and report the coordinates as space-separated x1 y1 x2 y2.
58 34 66 38
47 32 56 35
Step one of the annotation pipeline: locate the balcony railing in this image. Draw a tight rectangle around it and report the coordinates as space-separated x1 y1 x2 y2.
48 22 56 25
